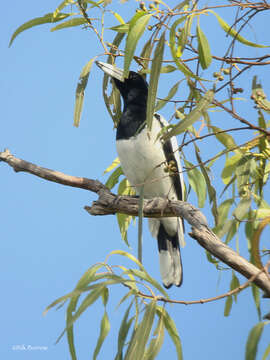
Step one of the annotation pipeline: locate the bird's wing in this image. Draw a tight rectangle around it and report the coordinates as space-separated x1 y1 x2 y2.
154 113 185 201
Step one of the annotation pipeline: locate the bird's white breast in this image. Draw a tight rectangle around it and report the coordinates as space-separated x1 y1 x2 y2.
116 118 177 201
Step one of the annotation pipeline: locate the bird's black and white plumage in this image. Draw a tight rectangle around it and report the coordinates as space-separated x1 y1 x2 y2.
96 61 185 288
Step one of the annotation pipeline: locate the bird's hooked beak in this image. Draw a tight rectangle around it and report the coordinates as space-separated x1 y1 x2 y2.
96 61 125 82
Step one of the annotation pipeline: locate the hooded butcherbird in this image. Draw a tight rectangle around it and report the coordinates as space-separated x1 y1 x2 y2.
96 61 185 288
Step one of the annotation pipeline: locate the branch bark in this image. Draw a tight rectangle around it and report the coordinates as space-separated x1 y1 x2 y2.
1 149 270 297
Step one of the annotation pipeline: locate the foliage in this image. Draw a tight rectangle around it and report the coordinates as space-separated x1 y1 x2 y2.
10 0 270 359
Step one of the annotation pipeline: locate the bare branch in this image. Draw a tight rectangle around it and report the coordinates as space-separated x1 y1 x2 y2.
1 149 270 297
0 149 106 193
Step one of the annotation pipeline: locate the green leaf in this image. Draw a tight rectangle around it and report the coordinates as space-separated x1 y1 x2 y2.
251 284 261 320
162 90 214 141
103 157 120 174
196 24 212 69
105 166 123 189
117 213 132 246
125 300 157 360
234 198 251 221
85 0 102 9
224 295 233 317
115 302 134 360
143 313 165 360
245 322 265 360
93 311 111 360
71 286 104 326
155 80 181 112
211 126 240 153
101 287 109 307
210 11 269 48
225 219 238 244
51 17 87 31
177 14 194 56
156 306 183 360
108 250 145 270
184 159 207 208
217 199 234 227
146 32 165 130
160 65 177 73
230 272 240 302
221 154 241 185
109 24 129 33
73 57 96 127
118 178 135 196
138 186 144 263
110 10 125 24
125 269 169 299
53 0 73 19
195 146 218 225
169 16 207 81
76 263 104 289
236 156 256 194
140 38 154 71
205 250 219 267
102 33 125 124
262 343 270 360
66 297 78 360
9 12 71 47
124 13 152 78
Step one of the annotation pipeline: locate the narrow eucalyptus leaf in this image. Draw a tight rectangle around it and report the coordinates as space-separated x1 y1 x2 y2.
169 16 207 81
105 166 123 189
53 0 73 19
155 81 181 112
196 24 212 69
211 126 240 153
115 302 134 359
117 213 132 246
124 14 152 78
9 12 70 47
146 32 165 130
262 343 270 360
217 199 234 227
103 32 125 123
143 315 165 360
162 90 214 141
51 17 87 31
195 147 218 224
156 307 183 360
109 24 129 33
74 58 96 127
221 154 241 185
125 269 169 298
184 160 207 208
210 10 269 48
103 157 120 174
93 311 111 360
251 284 261 320
233 198 251 221
224 295 233 317
125 301 157 360
245 322 265 360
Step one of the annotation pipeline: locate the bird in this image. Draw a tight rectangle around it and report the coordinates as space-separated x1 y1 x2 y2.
96 61 185 288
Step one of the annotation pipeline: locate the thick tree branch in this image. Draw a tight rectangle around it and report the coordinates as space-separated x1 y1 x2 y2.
1 149 270 297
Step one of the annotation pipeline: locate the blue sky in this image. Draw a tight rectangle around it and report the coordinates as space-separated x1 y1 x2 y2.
1 1 270 359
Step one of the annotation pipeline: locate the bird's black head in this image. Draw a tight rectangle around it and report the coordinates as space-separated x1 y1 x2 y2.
96 61 148 108
113 71 148 107
96 61 149 139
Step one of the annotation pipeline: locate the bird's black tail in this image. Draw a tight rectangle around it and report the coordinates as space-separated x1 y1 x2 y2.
157 222 183 288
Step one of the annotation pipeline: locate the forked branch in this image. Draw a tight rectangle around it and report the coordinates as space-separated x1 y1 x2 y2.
1 148 270 297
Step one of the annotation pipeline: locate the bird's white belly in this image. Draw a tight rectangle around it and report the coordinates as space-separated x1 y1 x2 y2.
116 128 177 201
